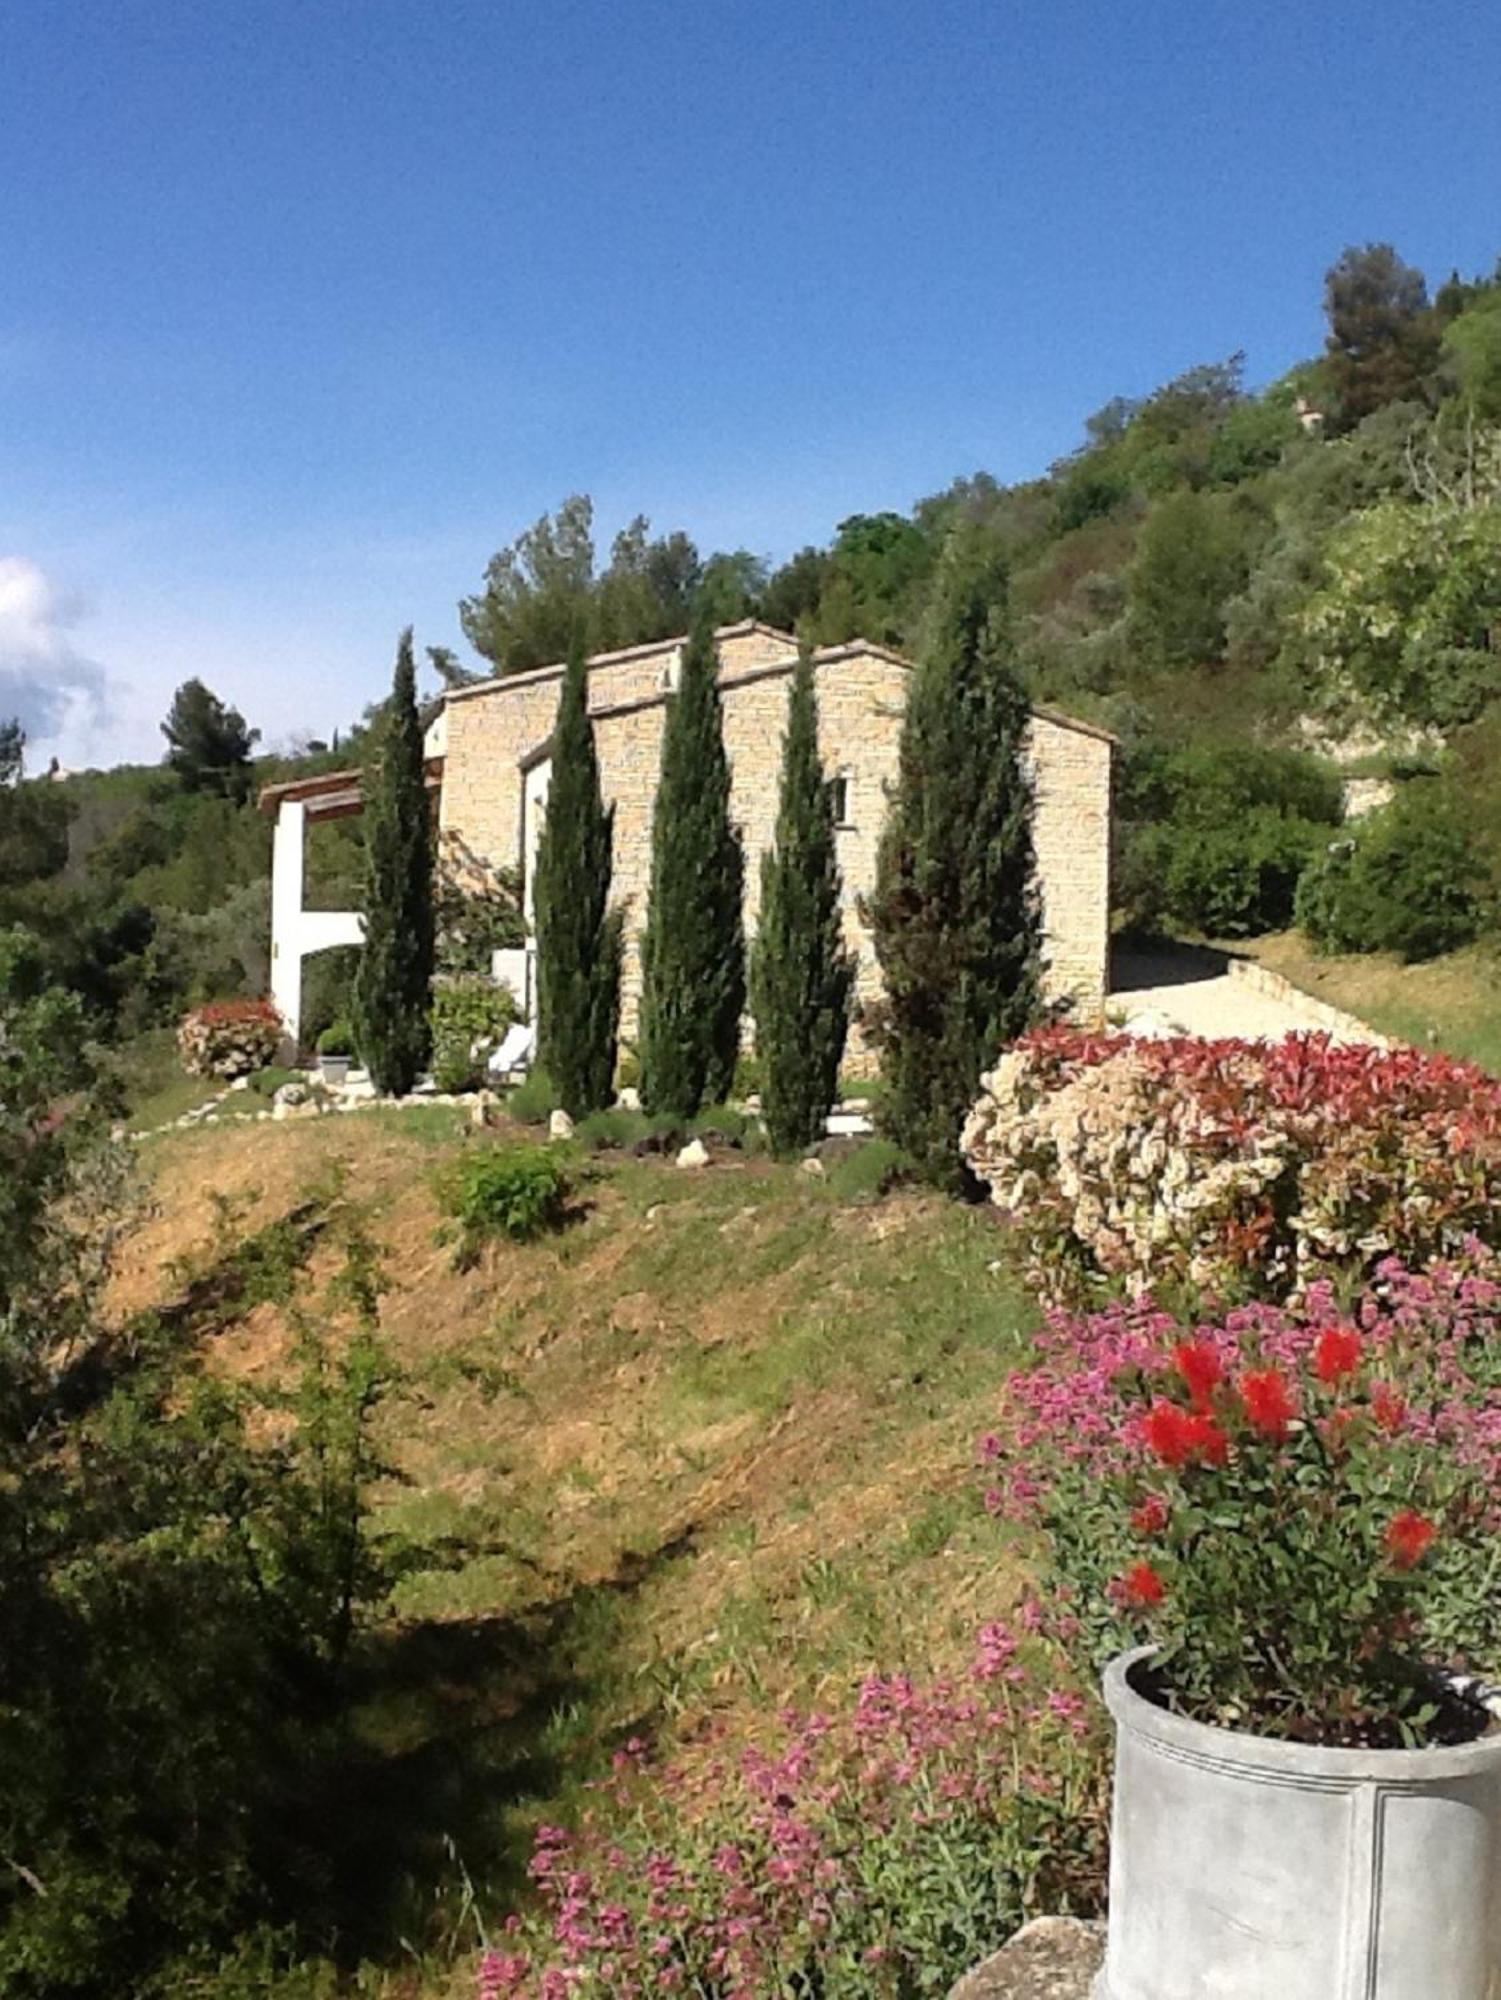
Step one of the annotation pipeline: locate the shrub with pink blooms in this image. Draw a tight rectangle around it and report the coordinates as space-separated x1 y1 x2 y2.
475 1625 1108 1999
962 1027 1501 1303
981 1258 1501 1746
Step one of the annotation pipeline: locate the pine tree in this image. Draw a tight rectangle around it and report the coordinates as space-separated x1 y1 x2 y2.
534 635 623 1116
638 614 745 1118
354 630 435 1093
865 532 1043 1190
750 640 855 1153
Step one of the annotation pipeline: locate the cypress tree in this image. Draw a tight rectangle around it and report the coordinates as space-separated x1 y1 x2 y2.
638 613 745 1117
750 640 855 1153
534 634 623 1116
354 629 435 1094
865 532 1043 1190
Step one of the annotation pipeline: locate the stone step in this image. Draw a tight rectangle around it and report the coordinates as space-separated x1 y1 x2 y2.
949 1917 1105 1999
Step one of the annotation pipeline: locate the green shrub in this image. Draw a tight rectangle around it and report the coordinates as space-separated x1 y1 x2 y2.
574 1107 649 1151
429 975 516 1093
1296 785 1485 961
505 1066 555 1126
1118 744 1342 937
315 1019 355 1058
825 1136 909 1203
435 1144 571 1262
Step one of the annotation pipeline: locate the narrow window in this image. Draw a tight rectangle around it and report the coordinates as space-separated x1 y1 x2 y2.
831 772 853 827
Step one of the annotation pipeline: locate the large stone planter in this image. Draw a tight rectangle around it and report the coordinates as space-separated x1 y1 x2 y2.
1095 1646 1501 2000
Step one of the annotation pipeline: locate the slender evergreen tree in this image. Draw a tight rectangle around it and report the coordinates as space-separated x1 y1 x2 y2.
638 613 745 1117
353 629 435 1093
534 634 623 1116
865 532 1043 1190
750 640 855 1153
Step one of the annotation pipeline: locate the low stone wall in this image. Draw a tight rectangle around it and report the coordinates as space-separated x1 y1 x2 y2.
1225 956 1386 1047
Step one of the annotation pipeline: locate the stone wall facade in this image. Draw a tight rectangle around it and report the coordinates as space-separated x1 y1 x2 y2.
438 621 1113 1062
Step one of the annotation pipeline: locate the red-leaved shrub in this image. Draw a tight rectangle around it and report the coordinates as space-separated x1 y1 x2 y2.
963 1028 1501 1302
177 999 283 1079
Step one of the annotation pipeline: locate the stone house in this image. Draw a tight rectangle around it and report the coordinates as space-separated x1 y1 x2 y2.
262 620 1113 1061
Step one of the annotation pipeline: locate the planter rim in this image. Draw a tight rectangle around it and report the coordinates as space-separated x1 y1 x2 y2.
1103 1644 1501 1786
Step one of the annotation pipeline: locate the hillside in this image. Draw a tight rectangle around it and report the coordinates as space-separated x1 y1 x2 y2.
113 1112 1037 1989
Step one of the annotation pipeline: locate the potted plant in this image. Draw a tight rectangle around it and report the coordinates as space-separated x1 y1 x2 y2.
315 1019 356 1087
987 1271 1501 1999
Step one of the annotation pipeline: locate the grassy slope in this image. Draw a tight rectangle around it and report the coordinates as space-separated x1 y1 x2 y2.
1241 933 1501 1075
115 1111 1036 1986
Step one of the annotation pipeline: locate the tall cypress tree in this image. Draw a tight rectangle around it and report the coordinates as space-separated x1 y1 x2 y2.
354 629 435 1094
638 613 745 1118
750 640 855 1154
865 532 1043 1190
534 634 623 1116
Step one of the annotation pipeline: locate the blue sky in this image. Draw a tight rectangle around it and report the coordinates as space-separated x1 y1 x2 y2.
3 0 1499 768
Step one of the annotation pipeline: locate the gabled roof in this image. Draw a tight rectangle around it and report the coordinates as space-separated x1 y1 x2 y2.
442 620 792 706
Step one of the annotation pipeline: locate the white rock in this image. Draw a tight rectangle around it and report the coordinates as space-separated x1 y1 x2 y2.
825 1110 873 1137
549 1108 575 1140
229 1075 251 1092
799 1156 826 1177
272 1080 309 1109
675 1137 710 1169
617 1086 641 1112
471 1091 497 1128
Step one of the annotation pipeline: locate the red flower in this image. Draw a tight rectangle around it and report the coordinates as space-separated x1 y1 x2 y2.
1119 1562 1166 1610
1371 1382 1407 1435
1173 1339 1224 1409
1186 1411 1230 1466
1145 1400 1196 1468
1239 1367 1298 1441
1144 1400 1229 1469
1385 1511 1437 1570
1131 1494 1170 1535
1315 1325 1363 1386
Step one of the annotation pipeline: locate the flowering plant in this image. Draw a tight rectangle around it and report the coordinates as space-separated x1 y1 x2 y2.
177 998 283 1079
475 1624 1107 1998
962 1029 1501 1304
982 1261 1501 1745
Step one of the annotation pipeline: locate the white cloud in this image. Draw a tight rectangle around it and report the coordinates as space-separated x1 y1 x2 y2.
0 557 112 770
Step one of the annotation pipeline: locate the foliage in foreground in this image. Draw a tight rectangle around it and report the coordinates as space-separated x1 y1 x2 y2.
0 949 404 1996
436 1144 572 1261
983 1260 1501 1744
478 1621 1106 1998
354 628 435 1093
866 533 1043 1191
963 1028 1501 1304
750 639 855 1154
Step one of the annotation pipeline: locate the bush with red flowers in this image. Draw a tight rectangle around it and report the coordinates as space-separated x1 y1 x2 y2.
962 1028 1501 1305
176 998 283 1079
981 1259 1501 1745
